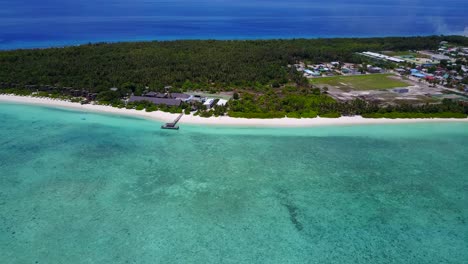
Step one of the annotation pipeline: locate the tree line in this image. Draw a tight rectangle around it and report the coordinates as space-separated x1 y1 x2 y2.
1 36 467 118
1 36 467 92
227 88 468 119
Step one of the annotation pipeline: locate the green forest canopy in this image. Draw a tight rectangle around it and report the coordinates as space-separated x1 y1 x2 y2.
1 36 467 92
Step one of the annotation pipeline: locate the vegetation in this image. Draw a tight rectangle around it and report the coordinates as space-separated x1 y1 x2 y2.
227 87 338 118
228 91 468 119
309 74 410 90
362 112 467 119
1 36 467 119
356 99 468 119
126 100 186 114
1 36 467 93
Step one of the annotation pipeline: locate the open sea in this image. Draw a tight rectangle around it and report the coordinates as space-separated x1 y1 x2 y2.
1 0 467 50
0 103 467 263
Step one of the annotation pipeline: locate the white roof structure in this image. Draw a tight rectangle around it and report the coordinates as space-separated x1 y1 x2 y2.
203 98 215 107
217 99 228 106
362 51 405 63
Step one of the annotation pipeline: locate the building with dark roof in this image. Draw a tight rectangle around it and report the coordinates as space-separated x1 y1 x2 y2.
367 67 382 73
170 93 191 99
128 96 182 106
143 92 190 100
144 91 159 97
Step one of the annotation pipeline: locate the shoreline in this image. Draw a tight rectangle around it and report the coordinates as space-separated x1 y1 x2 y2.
1 94 468 127
0 34 442 51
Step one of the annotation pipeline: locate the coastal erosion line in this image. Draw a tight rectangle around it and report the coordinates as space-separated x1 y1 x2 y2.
1 94 468 128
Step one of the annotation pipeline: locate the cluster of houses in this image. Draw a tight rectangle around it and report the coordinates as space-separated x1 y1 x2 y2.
430 42 468 91
356 42 468 92
294 61 367 78
294 62 333 77
406 67 466 86
437 41 468 58
392 42 468 91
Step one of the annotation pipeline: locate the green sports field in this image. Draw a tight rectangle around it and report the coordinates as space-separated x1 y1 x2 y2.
310 74 410 91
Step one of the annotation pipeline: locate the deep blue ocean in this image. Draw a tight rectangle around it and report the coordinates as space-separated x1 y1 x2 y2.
1 0 467 50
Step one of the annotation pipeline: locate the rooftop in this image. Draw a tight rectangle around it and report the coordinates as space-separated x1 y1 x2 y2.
128 96 182 106
171 93 191 99
217 99 228 106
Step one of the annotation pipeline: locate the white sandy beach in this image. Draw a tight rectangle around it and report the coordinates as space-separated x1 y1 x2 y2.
1 94 467 127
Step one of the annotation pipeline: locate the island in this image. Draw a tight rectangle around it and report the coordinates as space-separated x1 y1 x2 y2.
1 36 467 123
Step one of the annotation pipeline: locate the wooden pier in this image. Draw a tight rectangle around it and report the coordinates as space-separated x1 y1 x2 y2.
161 113 183 130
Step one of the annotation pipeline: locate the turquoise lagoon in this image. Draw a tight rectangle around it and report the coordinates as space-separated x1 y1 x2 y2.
0 103 467 263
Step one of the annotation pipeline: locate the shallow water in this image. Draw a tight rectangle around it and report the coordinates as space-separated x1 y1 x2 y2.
1 0 467 49
1 103 468 263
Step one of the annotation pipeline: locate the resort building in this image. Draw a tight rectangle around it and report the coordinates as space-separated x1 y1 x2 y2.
216 99 228 106
187 95 205 103
171 93 191 101
128 96 182 106
203 98 216 109
128 91 191 106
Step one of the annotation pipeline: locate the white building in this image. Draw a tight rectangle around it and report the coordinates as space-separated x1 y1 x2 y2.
203 98 215 109
361 51 405 63
217 99 228 106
